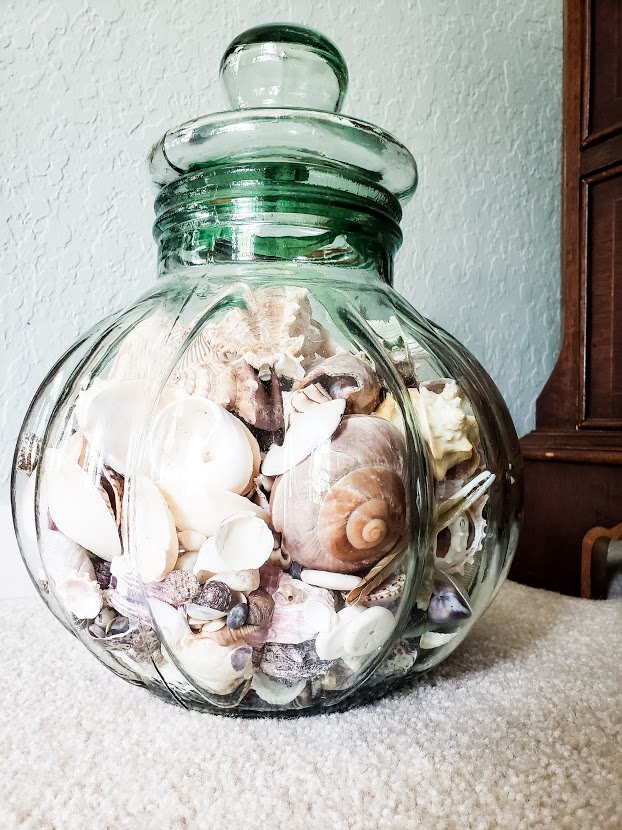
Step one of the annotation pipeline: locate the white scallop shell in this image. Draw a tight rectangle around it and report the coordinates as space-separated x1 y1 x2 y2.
45 449 122 561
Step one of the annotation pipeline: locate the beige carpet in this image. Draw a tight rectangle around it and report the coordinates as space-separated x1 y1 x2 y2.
1 581 620 830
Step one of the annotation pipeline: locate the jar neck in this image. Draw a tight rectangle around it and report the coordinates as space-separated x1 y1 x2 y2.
152 164 403 285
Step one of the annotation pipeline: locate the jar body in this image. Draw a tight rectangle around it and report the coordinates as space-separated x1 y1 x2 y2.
12 251 521 714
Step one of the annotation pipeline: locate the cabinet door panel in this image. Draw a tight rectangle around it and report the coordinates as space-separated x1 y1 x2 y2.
583 167 622 425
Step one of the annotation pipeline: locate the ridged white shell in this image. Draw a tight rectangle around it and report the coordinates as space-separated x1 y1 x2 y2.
45 449 122 561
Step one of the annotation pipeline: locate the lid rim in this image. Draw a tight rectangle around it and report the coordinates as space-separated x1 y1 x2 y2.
150 108 418 203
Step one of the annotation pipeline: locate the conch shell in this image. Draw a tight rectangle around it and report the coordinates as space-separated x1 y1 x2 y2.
410 380 479 481
271 415 408 573
294 353 381 415
200 284 333 381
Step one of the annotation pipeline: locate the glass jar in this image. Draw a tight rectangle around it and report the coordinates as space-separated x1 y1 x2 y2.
12 25 521 715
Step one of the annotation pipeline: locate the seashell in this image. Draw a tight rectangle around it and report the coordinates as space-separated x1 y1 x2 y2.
92 558 112 590
427 576 472 623
261 398 346 477
175 551 199 574
300 570 363 592
419 630 457 649
343 606 396 657
318 467 406 565
206 624 259 646
145 570 200 607
410 380 479 481
368 317 427 384
98 466 123 532
108 310 191 383
200 618 227 633
232 363 284 432
107 588 150 624
346 539 407 605
267 575 335 644
362 572 406 607
268 548 291 570
152 397 255 498
435 495 488 576
259 639 334 683
16 431 41 475
259 563 283 595
227 602 249 629
76 379 179 476
251 671 306 705
200 284 326 382
45 449 122 561
94 606 118 633
174 636 253 694
272 415 408 573
41 530 103 620
196 512 274 573
185 603 227 621
133 476 179 584
168 359 237 407
433 470 494 534
246 588 275 628
211 569 260 593
178 530 206 552
283 383 332 424
195 580 232 612
373 394 403 430
295 353 381 415
239 421 262 496
314 605 364 661
302 599 337 634
160 483 265 537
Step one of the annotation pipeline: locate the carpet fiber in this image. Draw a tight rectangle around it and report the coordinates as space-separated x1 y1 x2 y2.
1 581 620 830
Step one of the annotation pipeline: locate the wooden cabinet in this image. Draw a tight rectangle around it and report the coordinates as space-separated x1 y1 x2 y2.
511 0 622 596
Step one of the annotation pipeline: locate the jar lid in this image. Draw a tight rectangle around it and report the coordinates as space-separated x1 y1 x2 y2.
148 24 418 203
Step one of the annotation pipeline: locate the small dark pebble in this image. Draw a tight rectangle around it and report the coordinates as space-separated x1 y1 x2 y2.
227 602 248 629
289 561 303 581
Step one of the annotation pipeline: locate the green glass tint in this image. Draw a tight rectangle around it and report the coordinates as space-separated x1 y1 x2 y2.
12 24 521 716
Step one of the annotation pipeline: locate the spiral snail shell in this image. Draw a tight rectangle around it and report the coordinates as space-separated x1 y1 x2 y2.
271 415 408 573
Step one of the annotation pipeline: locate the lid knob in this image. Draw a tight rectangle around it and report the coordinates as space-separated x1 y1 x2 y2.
220 23 348 113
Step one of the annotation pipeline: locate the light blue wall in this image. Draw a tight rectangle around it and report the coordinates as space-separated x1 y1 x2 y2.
1 0 562 499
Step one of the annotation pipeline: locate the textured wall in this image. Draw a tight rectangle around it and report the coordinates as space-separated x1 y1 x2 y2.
1 0 562 500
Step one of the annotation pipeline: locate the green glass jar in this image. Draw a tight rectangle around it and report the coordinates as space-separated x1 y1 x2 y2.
12 24 521 715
